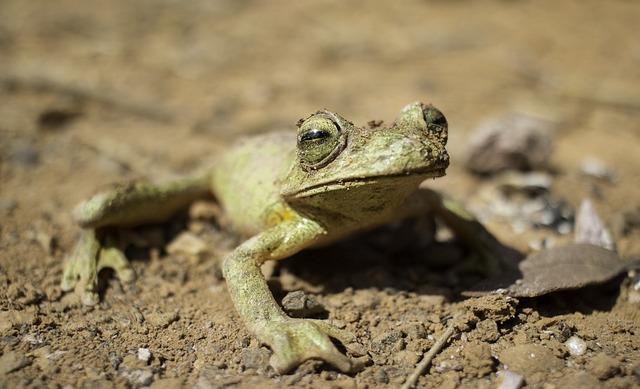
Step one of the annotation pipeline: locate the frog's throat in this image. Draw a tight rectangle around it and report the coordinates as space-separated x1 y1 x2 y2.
288 168 446 198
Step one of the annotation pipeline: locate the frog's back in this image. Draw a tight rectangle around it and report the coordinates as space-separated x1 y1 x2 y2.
211 132 295 236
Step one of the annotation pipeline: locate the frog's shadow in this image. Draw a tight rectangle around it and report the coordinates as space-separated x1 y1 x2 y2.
272 222 625 317
271 221 491 300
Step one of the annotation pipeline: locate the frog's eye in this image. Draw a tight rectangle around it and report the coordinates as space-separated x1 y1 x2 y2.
422 105 448 144
297 114 346 170
423 105 447 131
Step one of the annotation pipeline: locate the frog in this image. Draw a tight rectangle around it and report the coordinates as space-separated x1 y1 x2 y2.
61 101 506 374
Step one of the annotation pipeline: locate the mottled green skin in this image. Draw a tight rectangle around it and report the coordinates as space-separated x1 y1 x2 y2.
212 102 449 244
63 102 458 373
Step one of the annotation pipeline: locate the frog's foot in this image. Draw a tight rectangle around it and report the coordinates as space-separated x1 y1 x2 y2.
61 230 135 305
262 318 367 374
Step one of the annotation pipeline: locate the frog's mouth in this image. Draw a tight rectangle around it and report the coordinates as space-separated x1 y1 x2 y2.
292 166 447 198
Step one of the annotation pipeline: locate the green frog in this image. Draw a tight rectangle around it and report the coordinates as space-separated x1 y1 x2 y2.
62 102 502 373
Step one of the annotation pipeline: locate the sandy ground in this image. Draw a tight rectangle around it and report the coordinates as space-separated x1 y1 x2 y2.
1 1 639 388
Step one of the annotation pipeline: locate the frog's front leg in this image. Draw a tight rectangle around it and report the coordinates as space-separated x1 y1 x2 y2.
61 176 210 305
222 217 362 374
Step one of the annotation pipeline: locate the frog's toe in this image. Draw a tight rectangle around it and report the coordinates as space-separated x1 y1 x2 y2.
61 265 100 305
80 289 100 306
265 318 365 374
99 245 136 283
313 320 357 345
61 262 79 292
61 230 101 294
60 258 100 305
269 341 352 374
61 229 134 305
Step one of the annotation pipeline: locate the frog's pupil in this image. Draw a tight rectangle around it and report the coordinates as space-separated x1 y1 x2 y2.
426 109 447 128
301 128 329 142
432 115 447 127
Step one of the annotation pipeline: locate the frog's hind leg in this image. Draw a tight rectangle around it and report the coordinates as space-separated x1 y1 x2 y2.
410 188 522 275
62 175 211 305
440 194 517 274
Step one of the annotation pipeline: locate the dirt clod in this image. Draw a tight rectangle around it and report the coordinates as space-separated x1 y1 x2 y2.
498 344 564 376
587 353 621 380
0 351 31 375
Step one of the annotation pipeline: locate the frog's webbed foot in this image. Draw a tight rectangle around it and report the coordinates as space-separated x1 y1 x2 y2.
61 229 135 305
261 318 367 374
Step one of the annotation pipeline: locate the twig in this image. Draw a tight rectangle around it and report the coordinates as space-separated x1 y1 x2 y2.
401 319 459 389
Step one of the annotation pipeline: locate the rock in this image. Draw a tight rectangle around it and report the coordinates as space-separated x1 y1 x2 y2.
468 243 628 298
118 367 154 387
399 322 427 340
496 370 524 389
281 290 325 318
579 157 617 182
189 200 223 221
240 347 271 372
166 232 208 258
565 336 587 357
370 329 405 358
575 199 615 251
473 319 501 343
137 348 152 362
463 113 555 175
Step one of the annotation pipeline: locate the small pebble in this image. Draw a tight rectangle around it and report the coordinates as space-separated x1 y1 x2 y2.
575 199 615 251
166 232 208 258
240 347 271 372
498 171 553 194
565 336 587 356
579 157 617 182
137 348 151 362
463 113 555 174
628 269 640 303
497 370 524 389
281 290 325 318
119 368 154 387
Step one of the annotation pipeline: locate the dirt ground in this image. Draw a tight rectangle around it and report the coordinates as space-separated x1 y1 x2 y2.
1 1 639 388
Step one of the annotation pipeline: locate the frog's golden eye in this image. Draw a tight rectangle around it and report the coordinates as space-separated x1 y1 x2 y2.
423 105 448 132
297 113 346 170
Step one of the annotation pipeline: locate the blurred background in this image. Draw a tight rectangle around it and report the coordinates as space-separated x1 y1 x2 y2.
2 0 637 138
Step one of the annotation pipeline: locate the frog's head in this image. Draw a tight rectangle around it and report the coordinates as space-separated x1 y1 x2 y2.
281 102 449 220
